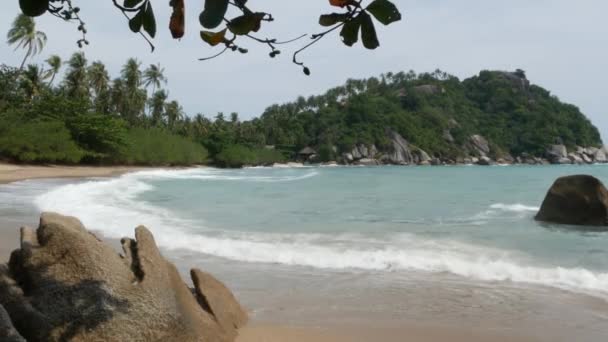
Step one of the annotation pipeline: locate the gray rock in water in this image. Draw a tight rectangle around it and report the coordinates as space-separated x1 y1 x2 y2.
468 135 490 157
412 149 431 164
386 130 413 165
568 153 584 164
535 175 608 228
0 304 25 342
476 156 494 166
0 213 247 342
356 158 380 166
546 144 568 163
594 148 607 163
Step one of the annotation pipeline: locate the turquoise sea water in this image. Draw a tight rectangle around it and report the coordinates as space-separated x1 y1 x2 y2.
8 164 603 300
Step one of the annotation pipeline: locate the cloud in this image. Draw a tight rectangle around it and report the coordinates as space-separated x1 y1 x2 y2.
1 0 607 139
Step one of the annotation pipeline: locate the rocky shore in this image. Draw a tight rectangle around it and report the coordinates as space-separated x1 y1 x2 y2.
0 213 247 342
299 129 608 167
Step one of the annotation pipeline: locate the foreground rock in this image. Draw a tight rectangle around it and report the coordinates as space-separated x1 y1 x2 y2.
535 175 608 228
0 304 25 342
0 213 247 342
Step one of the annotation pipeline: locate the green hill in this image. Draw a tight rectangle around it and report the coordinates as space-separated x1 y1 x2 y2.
254 69 602 163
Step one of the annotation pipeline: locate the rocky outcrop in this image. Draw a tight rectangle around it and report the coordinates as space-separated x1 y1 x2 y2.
412 84 444 95
535 175 608 228
467 135 490 157
546 144 569 164
386 130 414 165
0 213 247 342
0 304 25 342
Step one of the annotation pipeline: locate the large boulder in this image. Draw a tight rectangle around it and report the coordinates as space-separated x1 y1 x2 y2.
546 144 568 164
0 213 247 342
535 175 608 227
594 148 607 163
467 135 490 157
386 130 414 165
0 304 25 342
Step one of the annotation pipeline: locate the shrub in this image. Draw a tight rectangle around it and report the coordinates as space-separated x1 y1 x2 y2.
214 145 286 168
116 127 208 165
0 120 84 163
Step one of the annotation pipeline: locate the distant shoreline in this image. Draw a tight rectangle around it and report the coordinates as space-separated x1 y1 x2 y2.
0 163 185 185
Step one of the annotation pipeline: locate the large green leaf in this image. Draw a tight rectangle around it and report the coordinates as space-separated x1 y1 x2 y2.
319 13 349 27
340 15 361 47
227 13 265 35
143 2 156 38
366 0 401 25
360 12 379 49
199 0 229 29
129 8 144 33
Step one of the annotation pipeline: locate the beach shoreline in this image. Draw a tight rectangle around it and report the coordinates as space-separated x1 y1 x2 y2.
0 163 153 185
1 166 607 342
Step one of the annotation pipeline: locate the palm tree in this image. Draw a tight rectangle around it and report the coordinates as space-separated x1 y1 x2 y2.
63 52 89 98
165 100 183 130
122 58 142 90
43 55 61 86
88 61 110 96
148 90 168 126
19 64 45 99
121 59 147 124
143 63 167 93
6 14 47 70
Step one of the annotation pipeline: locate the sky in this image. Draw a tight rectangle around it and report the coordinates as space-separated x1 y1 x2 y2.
1 0 607 139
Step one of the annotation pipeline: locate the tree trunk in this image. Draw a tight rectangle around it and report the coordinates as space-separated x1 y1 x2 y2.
19 53 28 70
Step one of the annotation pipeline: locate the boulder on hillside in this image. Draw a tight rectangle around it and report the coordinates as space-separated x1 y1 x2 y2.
0 213 247 342
535 175 608 228
467 135 490 157
386 129 414 165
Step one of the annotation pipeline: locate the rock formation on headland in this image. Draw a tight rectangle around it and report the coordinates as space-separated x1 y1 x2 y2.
535 175 608 228
0 213 247 342
300 129 608 167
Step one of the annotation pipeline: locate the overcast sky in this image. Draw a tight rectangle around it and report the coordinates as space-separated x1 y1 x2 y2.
1 1 607 139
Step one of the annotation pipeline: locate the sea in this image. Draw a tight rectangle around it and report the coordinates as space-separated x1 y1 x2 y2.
2 164 608 339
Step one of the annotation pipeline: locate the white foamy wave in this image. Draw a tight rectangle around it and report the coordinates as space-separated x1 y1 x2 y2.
490 203 540 212
133 168 319 183
32 171 608 298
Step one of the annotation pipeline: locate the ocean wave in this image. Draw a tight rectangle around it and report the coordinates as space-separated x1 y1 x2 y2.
133 168 319 183
32 171 608 298
489 203 540 212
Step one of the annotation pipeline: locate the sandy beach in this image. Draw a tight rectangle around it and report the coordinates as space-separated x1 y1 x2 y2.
1 165 607 342
0 163 147 184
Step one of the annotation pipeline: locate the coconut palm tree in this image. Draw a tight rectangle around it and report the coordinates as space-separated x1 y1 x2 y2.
6 14 47 70
120 59 147 124
87 61 110 96
148 90 168 126
165 100 183 130
19 64 45 99
44 55 62 86
143 63 167 94
63 52 89 99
